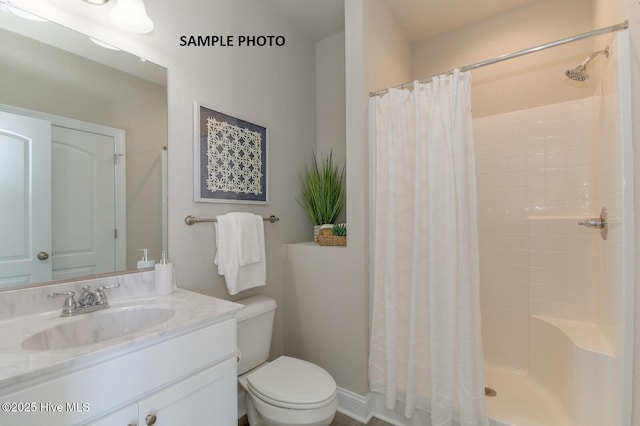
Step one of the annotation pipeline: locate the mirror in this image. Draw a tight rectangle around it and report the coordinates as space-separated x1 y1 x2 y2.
0 9 167 288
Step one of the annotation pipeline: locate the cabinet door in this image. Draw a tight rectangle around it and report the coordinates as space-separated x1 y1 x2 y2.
88 404 137 426
138 357 237 426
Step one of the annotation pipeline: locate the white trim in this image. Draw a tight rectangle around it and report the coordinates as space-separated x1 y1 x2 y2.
161 147 168 254
336 387 373 424
0 103 127 272
616 30 635 426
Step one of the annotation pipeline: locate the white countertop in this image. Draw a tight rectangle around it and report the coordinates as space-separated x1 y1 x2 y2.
0 289 241 391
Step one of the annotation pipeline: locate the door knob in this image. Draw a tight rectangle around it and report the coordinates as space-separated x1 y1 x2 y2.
37 251 49 260
145 414 157 425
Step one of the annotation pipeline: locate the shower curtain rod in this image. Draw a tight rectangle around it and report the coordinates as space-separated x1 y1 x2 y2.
369 20 629 97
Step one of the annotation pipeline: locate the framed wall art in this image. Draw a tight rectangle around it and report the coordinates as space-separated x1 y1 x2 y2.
194 102 268 204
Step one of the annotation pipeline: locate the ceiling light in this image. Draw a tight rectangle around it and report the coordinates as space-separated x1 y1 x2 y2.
82 0 110 5
108 0 154 34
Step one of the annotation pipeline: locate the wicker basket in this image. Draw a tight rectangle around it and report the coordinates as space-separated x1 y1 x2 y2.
317 228 347 246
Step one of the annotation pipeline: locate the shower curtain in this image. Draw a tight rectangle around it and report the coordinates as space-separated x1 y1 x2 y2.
368 70 488 425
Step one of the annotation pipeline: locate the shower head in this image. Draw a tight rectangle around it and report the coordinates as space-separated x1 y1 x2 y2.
565 67 589 82
565 46 609 81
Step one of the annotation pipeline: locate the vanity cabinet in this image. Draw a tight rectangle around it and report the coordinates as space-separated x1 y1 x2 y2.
90 357 236 426
137 357 236 426
89 405 137 426
0 316 237 426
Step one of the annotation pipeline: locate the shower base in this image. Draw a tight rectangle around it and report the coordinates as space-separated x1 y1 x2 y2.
485 364 573 426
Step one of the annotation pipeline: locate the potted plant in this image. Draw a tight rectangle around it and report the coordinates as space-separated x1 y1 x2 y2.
297 151 346 242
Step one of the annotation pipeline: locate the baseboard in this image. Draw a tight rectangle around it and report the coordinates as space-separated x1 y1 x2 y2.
336 387 372 424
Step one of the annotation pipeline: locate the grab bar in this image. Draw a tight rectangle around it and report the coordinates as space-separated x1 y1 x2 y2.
185 214 280 225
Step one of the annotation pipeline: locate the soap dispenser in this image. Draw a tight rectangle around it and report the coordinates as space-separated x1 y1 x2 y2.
137 249 155 269
154 250 175 295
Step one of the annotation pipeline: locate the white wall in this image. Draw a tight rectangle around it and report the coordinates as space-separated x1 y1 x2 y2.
363 0 412 94
411 0 597 118
316 31 346 165
157 0 318 360
283 28 370 396
592 36 625 356
593 0 640 424
315 31 347 223
592 0 639 423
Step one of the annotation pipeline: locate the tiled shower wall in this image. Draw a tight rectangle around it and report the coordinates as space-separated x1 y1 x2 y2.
527 217 599 322
474 97 595 370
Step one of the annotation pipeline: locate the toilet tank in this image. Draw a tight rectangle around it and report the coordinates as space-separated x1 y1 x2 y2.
236 295 277 375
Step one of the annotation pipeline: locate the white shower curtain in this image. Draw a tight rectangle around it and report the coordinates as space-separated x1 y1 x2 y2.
368 70 488 425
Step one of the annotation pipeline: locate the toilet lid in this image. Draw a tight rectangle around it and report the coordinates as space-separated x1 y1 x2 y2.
247 356 336 408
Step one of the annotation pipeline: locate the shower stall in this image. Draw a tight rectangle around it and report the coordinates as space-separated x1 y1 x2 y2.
474 29 633 426
365 14 633 425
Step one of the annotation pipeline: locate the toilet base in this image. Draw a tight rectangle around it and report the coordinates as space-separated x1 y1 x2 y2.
245 393 336 426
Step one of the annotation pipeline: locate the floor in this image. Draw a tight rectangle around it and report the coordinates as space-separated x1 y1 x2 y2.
240 412 393 426
238 413 392 426
331 411 393 426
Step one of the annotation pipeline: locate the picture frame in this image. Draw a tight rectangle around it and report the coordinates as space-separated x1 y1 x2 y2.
194 102 268 204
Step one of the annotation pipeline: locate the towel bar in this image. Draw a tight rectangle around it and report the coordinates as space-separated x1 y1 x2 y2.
185 215 280 225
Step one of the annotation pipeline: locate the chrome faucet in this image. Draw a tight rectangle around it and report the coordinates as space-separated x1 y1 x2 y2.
49 283 120 317
78 285 97 307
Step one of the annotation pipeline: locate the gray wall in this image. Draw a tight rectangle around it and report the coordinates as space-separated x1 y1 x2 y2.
155 0 318 359
283 29 370 395
410 0 597 118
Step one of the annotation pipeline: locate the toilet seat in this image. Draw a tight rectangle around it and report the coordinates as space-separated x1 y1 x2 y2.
247 356 337 410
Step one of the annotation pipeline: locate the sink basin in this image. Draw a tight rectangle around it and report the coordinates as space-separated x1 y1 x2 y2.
22 307 175 351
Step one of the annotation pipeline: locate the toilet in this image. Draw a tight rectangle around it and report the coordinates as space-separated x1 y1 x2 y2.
236 295 337 426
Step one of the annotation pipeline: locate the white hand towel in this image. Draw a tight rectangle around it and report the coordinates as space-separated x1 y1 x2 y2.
229 212 261 266
213 213 266 296
213 215 230 275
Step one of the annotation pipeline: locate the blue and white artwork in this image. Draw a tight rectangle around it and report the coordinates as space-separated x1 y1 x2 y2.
195 104 268 204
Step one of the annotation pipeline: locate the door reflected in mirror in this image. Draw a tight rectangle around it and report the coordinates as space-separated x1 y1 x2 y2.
0 10 168 288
